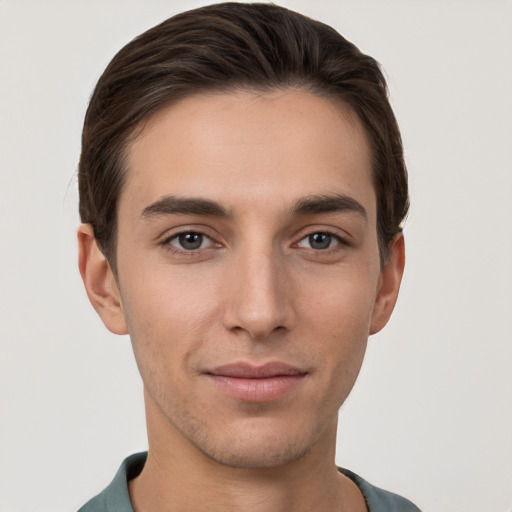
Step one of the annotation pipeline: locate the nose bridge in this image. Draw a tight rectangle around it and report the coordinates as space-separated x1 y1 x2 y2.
223 235 292 339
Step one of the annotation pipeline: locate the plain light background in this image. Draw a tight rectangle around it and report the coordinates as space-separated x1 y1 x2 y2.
1 1 511 511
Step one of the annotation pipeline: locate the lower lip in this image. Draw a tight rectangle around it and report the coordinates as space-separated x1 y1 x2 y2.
207 374 306 402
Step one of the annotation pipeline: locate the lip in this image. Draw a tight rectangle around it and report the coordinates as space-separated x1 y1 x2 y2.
205 362 307 403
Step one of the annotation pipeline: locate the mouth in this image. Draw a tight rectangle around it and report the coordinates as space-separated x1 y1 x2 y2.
205 362 307 403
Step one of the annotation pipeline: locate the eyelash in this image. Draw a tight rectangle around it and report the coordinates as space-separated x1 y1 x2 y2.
295 231 349 251
162 231 217 256
161 229 349 256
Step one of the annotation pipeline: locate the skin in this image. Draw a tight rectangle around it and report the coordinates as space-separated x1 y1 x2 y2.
78 89 405 512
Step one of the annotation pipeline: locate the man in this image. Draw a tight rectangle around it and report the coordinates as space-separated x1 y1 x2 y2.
77 2 419 511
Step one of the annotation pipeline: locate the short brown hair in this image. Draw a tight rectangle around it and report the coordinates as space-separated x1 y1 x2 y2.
78 2 408 270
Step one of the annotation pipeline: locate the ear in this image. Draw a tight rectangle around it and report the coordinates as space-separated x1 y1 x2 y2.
77 224 128 335
370 233 406 335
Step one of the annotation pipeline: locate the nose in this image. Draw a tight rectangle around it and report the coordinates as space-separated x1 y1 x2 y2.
222 244 295 340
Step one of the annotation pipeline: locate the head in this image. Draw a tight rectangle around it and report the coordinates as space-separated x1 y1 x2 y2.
78 3 408 469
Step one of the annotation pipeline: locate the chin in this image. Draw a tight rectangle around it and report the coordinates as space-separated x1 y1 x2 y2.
200 439 312 469
191 418 329 469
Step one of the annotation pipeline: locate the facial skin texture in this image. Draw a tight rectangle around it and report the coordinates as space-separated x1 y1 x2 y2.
78 89 405 512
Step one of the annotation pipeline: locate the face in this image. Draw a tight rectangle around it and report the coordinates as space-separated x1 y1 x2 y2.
80 89 404 469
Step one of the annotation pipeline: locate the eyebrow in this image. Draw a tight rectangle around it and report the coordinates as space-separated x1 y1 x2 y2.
140 193 367 222
289 194 368 223
141 195 231 219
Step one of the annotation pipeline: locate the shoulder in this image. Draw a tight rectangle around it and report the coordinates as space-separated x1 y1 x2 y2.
77 452 147 512
77 492 108 512
338 468 421 512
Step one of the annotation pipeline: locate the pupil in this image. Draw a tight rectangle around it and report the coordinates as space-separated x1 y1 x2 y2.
179 232 203 250
309 233 331 249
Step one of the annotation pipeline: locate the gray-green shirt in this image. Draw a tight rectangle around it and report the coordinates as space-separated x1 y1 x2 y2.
78 452 421 512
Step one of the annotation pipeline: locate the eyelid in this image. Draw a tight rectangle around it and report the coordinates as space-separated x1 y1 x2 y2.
157 224 352 255
292 225 352 245
296 232 345 249
158 224 219 243
159 226 223 256
166 232 215 250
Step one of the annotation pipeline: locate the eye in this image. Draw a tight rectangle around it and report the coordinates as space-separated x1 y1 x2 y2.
167 232 213 251
297 232 343 250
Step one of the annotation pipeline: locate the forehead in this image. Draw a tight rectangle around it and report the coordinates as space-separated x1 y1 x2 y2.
120 89 375 221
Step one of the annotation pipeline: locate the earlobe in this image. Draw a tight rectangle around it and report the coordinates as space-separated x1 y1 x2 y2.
370 233 406 335
77 224 128 335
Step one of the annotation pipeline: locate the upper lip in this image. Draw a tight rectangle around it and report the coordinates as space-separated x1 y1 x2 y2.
207 362 306 379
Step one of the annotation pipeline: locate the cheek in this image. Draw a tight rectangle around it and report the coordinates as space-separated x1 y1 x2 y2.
300 263 379 334
118 262 224 372
120 256 214 327
298 265 378 385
